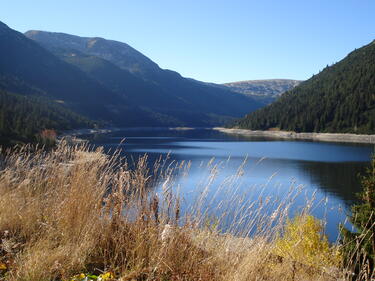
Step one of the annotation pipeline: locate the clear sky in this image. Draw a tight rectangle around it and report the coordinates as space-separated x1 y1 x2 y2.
1 0 374 83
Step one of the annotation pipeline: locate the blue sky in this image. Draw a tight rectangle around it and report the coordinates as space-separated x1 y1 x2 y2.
1 0 374 83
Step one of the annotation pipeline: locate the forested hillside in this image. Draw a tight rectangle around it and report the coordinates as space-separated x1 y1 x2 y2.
0 91 92 145
236 40 375 134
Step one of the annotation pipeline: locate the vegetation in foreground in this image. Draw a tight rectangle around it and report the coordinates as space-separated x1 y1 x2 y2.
341 156 375 278
0 143 373 280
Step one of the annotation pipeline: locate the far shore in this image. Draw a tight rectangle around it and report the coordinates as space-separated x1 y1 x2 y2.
214 127 375 144
59 126 375 145
58 126 200 138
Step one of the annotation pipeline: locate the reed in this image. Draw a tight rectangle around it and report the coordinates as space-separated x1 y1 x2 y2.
0 142 369 280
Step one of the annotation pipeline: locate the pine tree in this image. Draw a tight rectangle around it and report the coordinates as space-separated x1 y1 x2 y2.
341 156 375 279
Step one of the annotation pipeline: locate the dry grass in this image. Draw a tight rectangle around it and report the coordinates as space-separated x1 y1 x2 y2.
0 142 367 280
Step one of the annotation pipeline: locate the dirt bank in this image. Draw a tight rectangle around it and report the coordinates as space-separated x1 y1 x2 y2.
214 128 375 144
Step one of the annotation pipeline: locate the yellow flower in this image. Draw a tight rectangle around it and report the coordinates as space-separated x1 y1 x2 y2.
0 262 7 270
99 272 114 280
70 273 86 281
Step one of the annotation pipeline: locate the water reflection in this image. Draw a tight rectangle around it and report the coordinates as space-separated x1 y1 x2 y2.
299 161 366 204
83 128 373 241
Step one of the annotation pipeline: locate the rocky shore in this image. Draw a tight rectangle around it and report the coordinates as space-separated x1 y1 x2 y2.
214 127 375 144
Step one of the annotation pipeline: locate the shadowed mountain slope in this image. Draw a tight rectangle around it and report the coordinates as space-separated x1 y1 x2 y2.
25 30 263 125
0 22 124 122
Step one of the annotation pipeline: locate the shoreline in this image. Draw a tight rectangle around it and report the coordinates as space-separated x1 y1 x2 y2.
60 126 375 145
57 127 204 142
59 126 201 137
214 127 375 144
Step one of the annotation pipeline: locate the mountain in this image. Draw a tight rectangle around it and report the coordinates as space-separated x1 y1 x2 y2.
0 21 126 123
0 21 109 144
0 20 179 145
40 49 191 115
235 41 375 134
25 30 159 78
222 79 301 105
25 30 262 126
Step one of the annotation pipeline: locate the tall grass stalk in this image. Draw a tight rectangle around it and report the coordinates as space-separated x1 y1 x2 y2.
0 142 367 280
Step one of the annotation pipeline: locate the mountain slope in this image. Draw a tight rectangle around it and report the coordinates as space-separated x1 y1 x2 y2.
222 79 301 105
48 49 187 110
0 90 92 145
0 22 204 127
235 41 375 134
25 30 159 78
0 21 126 122
25 30 262 125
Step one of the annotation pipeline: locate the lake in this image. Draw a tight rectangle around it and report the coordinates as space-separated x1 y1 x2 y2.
83 128 374 241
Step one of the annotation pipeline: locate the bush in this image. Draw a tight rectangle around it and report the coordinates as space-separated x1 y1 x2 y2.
274 215 342 269
341 156 375 279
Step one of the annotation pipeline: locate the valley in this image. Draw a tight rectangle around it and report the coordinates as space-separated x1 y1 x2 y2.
0 5 374 279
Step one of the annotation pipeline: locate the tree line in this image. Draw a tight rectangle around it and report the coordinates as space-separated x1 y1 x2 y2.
0 91 92 146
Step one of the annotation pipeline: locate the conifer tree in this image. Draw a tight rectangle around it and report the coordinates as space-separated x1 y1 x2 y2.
341 156 375 279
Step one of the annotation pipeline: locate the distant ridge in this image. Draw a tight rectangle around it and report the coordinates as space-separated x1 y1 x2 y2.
225 78 300 84
24 30 160 78
222 79 301 105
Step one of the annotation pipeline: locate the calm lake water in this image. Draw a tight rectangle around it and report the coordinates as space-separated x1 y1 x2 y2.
83 128 374 241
